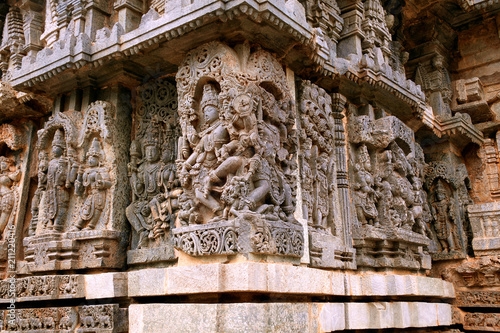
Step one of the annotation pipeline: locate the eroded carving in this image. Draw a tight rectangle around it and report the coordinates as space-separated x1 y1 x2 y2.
348 110 431 270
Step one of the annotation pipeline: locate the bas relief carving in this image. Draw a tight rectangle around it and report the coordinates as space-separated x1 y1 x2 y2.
126 78 180 265
24 101 128 273
424 161 471 260
173 41 303 259
0 123 28 278
348 110 431 270
298 81 356 269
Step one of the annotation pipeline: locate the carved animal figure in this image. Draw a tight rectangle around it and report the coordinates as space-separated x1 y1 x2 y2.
43 316 55 329
99 314 112 328
59 315 72 329
82 315 95 328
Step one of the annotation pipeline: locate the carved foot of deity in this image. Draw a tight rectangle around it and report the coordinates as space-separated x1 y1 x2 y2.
68 225 81 232
137 231 149 249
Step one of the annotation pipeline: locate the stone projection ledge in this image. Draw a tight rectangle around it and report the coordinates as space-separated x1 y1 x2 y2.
127 263 454 298
129 302 452 332
0 264 454 303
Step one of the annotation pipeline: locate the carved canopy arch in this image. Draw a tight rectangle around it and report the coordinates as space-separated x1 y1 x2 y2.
78 100 116 148
36 112 79 151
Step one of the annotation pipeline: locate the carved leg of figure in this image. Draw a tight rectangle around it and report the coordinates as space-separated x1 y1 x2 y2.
447 231 457 251
282 182 295 223
205 156 245 196
244 179 270 211
29 189 42 236
439 239 449 253
83 210 102 230
53 207 67 233
126 204 149 249
68 219 84 232
195 188 222 214
356 206 367 225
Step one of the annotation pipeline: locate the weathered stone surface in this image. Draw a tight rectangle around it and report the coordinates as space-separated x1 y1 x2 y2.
128 262 454 298
468 202 500 256
345 302 452 330
130 302 450 332
0 304 127 332
4 0 499 332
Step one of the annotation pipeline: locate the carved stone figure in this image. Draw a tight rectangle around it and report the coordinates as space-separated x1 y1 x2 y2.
430 179 457 253
173 41 303 258
179 83 230 217
0 156 19 237
126 125 168 249
24 101 128 273
69 138 111 231
415 54 452 117
348 112 430 270
126 78 181 264
43 129 76 233
353 144 378 227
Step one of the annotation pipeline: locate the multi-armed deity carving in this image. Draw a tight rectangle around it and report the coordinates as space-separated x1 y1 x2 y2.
348 107 432 270
126 78 181 265
172 41 303 259
24 101 129 273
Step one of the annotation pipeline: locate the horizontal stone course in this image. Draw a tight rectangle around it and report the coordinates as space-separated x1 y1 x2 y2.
129 301 452 332
128 262 454 298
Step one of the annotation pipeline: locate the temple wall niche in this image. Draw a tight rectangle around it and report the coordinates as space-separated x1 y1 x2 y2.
347 104 431 271
172 41 304 260
22 96 131 274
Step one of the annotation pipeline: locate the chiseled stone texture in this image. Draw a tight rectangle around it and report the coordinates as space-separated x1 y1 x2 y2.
128 262 454 298
130 302 451 332
345 302 452 330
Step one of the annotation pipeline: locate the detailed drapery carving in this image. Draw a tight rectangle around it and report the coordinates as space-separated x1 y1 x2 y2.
23 101 128 273
126 78 180 265
173 41 303 259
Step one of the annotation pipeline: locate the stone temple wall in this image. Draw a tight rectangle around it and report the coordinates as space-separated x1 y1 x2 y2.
0 0 498 332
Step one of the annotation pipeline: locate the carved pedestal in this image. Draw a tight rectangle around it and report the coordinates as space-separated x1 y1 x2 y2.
309 230 356 269
354 225 431 270
468 202 500 256
173 213 303 259
23 231 127 273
